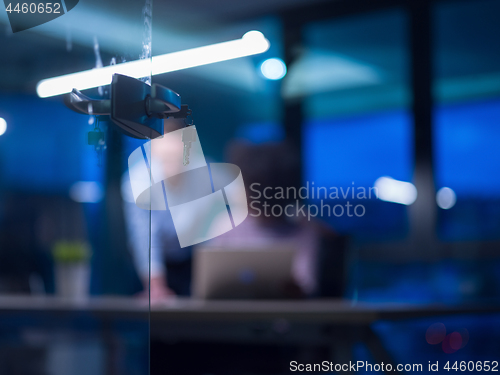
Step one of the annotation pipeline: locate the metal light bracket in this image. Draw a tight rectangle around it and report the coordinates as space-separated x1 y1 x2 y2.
64 74 190 139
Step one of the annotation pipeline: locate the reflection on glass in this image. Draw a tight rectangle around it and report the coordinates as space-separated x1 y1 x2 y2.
0 0 153 373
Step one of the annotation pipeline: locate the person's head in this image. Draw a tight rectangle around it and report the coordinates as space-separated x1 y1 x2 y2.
226 140 300 222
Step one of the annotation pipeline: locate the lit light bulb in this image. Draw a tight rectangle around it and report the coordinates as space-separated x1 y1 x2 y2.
0 118 7 136
260 58 287 80
436 187 456 209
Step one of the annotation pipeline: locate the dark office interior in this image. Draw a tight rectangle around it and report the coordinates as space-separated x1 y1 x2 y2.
1 0 500 374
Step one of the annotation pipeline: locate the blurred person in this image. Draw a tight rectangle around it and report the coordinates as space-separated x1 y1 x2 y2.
200 141 335 297
122 120 192 298
124 128 337 298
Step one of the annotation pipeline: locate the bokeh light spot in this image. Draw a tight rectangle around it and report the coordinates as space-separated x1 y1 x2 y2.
436 187 457 209
0 117 7 136
459 328 469 348
426 322 446 345
260 58 287 80
449 332 463 350
442 334 458 354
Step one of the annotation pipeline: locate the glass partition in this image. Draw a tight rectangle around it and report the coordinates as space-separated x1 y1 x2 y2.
301 9 412 241
0 1 153 374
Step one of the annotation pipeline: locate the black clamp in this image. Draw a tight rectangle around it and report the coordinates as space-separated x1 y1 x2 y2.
170 105 192 120
64 74 191 139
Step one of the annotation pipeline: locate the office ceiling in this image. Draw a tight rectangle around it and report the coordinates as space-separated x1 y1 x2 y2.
154 0 332 28
0 0 333 93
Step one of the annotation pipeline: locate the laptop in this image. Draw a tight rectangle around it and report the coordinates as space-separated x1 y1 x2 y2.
192 246 296 299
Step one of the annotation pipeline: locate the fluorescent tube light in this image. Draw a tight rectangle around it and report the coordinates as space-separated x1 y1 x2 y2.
37 31 270 98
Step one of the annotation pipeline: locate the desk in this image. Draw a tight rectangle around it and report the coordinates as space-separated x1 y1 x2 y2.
0 296 499 374
2 295 498 319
